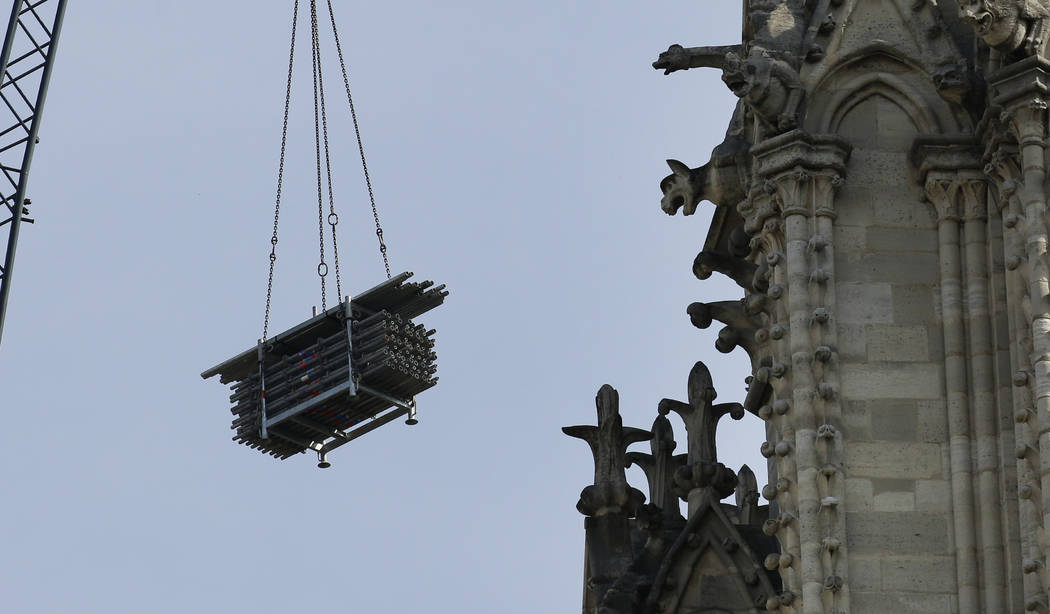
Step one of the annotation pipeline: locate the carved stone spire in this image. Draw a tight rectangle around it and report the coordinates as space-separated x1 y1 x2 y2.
736 464 761 526
627 412 688 522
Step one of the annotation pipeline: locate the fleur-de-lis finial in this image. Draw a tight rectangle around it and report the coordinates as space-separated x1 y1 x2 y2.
627 412 688 521
658 362 745 498
563 385 651 517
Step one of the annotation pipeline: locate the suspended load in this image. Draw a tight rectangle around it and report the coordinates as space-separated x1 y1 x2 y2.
201 273 447 466
201 0 448 467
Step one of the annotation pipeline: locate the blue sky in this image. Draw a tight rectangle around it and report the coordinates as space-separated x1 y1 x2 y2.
0 2 758 611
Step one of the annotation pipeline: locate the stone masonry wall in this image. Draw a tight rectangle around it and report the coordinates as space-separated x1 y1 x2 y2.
834 95 957 613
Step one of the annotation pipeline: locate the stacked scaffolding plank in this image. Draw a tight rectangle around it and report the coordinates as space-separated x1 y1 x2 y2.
202 272 447 462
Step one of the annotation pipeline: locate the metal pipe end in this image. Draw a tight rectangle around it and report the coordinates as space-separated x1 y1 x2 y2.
317 451 331 469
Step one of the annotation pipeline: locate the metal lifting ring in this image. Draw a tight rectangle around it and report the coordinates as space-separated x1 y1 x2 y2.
328 212 338 226
317 262 328 277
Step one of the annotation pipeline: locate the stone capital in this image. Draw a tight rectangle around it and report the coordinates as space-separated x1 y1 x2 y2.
746 131 850 225
912 135 982 179
923 173 962 222
959 176 988 222
988 56 1050 141
751 130 852 179
913 137 983 223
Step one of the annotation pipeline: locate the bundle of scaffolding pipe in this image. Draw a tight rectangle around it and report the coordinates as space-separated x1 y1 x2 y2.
201 273 447 460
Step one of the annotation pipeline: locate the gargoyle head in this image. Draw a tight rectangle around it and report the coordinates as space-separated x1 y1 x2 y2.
933 61 972 105
960 0 1026 51
659 159 701 216
721 51 757 99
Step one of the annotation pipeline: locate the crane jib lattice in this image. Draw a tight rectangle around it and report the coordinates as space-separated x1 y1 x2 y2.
0 0 67 348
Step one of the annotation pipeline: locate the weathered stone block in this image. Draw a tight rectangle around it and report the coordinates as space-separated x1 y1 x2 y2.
871 478 915 493
847 150 912 189
835 225 868 252
865 226 939 253
917 399 948 443
845 442 941 479
892 284 937 324
848 555 882 592
846 512 950 554
915 479 952 513
926 324 945 362
842 399 873 440
871 188 935 229
837 324 868 361
870 400 920 441
846 477 874 512
838 252 939 285
874 490 916 511
836 187 876 226
840 363 942 399
851 591 953 614
881 556 956 592
837 283 894 324
866 325 929 362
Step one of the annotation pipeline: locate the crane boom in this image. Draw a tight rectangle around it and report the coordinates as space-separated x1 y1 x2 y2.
0 0 67 347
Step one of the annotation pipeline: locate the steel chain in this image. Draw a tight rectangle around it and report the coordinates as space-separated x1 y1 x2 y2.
263 0 300 341
310 0 327 311
316 11 342 301
264 0 388 332
325 0 391 278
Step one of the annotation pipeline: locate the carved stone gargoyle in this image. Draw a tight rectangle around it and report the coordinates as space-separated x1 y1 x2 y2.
932 61 980 106
651 43 741 76
564 385 652 518
692 249 757 291
659 133 751 216
723 48 804 133
658 361 745 500
653 44 804 134
959 0 1050 56
687 300 765 358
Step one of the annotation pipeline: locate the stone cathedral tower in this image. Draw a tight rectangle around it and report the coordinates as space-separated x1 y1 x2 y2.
563 1 1050 613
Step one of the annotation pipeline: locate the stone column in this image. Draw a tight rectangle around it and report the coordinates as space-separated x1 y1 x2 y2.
749 130 851 614
991 59 1050 609
987 142 1041 609
810 171 850 614
961 173 1008 613
920 168 981 614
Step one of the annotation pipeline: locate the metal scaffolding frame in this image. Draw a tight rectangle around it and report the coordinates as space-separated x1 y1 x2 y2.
202 272 447 468
0 0 67 347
